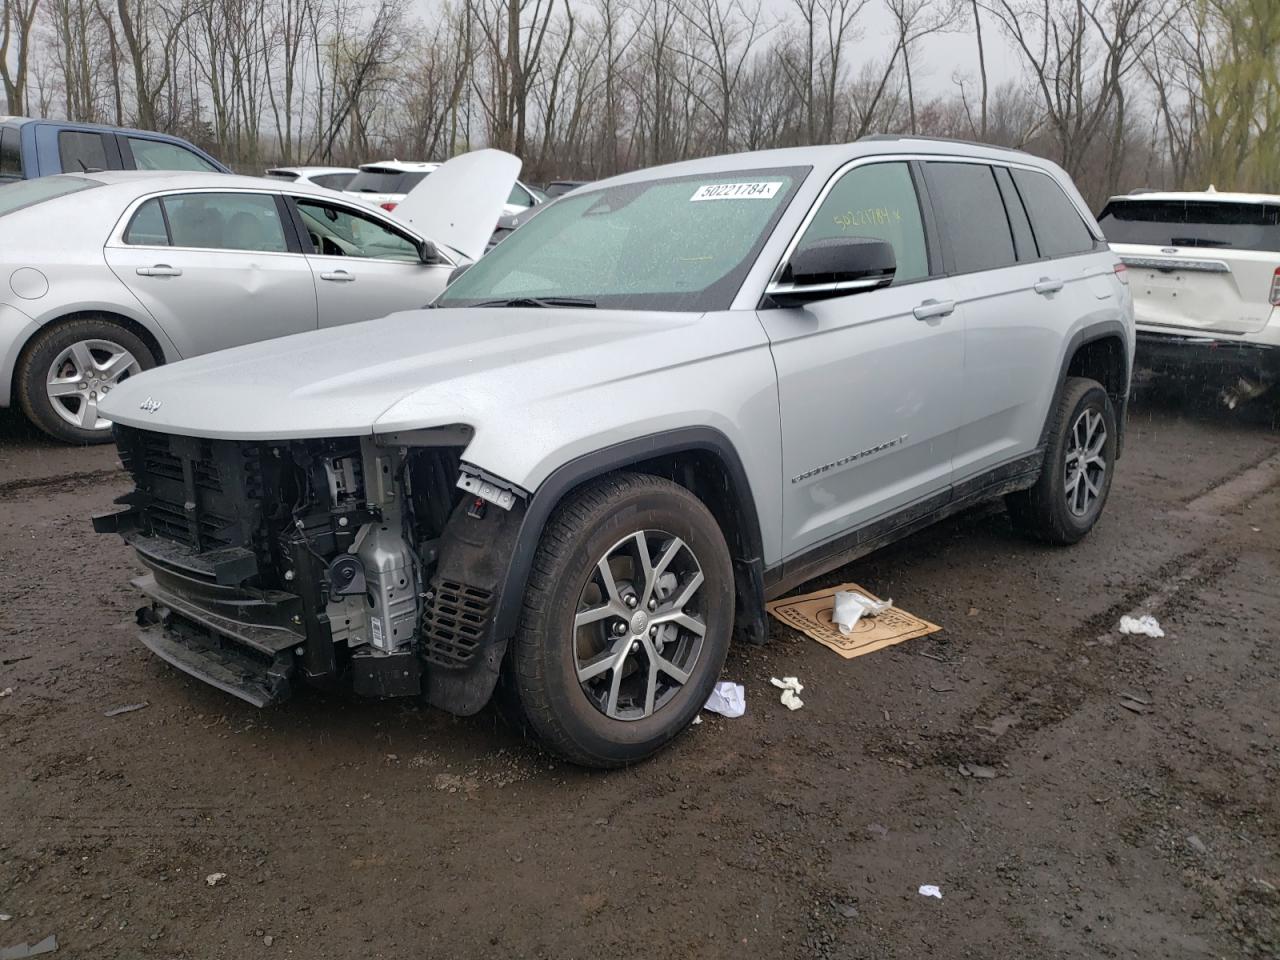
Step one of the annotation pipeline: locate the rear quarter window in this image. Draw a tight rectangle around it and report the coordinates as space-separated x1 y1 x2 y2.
57 130 111 173
1098 199 1280 252
1011 168 1097 258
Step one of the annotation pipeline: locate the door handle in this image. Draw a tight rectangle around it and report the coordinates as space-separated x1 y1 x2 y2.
320 270 355 282
136 264 182 277
1034 277 1065 295
913 299 955 321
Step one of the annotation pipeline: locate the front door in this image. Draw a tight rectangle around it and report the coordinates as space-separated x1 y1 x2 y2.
757 160 965 562
104 190 318 358
290 196 454 327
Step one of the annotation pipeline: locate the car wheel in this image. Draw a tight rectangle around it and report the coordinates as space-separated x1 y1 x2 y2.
16 318 156 444
505 473 734 768
1007 376 1117 545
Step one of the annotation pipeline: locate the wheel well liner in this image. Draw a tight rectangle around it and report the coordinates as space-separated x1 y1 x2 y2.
1045 321 1131 457
489 427 766 644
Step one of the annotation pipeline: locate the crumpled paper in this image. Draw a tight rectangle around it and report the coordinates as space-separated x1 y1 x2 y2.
703 681 745 718
833 591 893 634
1119 614 1165 638
770 676 804 710
918 884 942 899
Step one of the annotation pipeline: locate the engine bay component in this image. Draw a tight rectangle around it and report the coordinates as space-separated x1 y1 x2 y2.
327 554 366 597
352 522 418 653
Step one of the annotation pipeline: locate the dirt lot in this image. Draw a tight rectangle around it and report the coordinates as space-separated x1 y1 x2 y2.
1 393 1278 960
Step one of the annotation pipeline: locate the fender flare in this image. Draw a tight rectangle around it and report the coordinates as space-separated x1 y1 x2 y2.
1041 319 1132 456
489 426 765 642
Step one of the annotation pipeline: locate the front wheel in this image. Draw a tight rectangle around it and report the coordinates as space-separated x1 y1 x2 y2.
505 473 734 768
1007 376 1117 544
16 318 156 444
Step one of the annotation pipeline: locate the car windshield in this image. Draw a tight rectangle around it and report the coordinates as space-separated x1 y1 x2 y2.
0 174 100 216
1098 198 1280 252
438 166 808 312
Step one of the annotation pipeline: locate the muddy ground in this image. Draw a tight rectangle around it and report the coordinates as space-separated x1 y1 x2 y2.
1 391 1278 960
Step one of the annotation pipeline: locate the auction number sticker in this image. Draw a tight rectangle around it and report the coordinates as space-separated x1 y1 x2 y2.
690 181 783 202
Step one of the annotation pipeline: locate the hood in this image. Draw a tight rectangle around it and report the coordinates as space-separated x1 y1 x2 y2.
387 149 521 261
99 307 699 441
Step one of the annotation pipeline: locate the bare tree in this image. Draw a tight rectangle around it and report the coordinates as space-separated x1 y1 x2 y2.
1 0 41 113
886 0 962 134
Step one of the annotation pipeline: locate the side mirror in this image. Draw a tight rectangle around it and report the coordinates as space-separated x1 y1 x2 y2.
767 237 896 306
447 262 472 286
418 240 443 265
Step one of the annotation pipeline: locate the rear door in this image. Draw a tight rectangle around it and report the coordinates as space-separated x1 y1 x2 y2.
1099 198 1279 335
759 159 965 560
927 161 1104 479
104 190 318 357
289 195 453 327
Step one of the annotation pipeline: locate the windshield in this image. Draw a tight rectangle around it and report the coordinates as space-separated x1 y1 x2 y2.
0 175 100 216
347 168 430 195
438 166 808 311
1099 199 1280 251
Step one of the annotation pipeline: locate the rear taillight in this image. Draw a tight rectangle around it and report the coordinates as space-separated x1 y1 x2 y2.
1114 262 1128 284
1270 267 1280 306
380 202 398 212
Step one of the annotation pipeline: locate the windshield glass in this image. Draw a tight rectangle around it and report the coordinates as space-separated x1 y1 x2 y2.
1098 199 1280 251
438 166 809 311
0 175 100 216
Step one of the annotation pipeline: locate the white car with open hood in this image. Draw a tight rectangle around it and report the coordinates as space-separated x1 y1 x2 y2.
95 137 1132 768
0 149 519 442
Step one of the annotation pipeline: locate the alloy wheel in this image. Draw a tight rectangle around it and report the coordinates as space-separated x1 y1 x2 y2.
1064 408 1107 517
573 530 707 722
45 339 141 431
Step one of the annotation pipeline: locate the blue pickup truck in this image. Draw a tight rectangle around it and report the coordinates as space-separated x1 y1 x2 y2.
0 117 228 181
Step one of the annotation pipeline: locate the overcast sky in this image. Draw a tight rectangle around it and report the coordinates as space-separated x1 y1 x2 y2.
411 0 1026 97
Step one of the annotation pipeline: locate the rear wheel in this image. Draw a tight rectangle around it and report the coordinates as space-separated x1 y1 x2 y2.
505 473 734 767
16 318 156 444
1007 376 1117 544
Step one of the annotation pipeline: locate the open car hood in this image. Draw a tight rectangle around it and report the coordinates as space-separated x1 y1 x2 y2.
388 149 521 262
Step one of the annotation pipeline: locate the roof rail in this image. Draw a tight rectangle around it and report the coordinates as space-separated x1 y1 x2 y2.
1126 187 1161 195
856 133 1030 155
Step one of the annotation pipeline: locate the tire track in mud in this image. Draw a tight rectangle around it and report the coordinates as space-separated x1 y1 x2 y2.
0 467 125 502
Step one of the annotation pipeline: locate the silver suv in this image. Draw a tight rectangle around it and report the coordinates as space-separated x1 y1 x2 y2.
95 137 1134 767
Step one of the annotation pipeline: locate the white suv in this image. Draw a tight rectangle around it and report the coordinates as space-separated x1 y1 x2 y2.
1098 189 1280 402
345 159 544 216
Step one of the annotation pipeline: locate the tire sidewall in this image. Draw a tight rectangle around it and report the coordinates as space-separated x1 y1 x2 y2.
525 484 733 763
18 319 155 444
1049 383 1117 538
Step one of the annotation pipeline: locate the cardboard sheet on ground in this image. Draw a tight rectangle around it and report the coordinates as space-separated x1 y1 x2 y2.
766 583 940 659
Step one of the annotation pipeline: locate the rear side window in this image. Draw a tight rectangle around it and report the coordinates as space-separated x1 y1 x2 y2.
158 193 289 252
993 166 1037 260
124 198 169 245
0 128 22 178
126 137 217 172
1097 199 1280 252
58 130 112 173
1011 169 1096 257
927 162 1016 273
797 161 930 284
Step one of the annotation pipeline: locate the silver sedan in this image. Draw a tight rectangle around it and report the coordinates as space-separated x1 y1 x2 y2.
0 152 517 442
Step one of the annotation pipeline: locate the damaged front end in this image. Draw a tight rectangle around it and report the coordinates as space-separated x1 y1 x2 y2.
94 425 525 712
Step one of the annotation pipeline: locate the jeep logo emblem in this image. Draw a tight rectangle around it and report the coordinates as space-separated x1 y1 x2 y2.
139 396 162 413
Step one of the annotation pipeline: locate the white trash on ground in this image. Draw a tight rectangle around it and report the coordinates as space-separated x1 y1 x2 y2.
1119 614 1165 638
918 885 943 899
703 681 745 718
204 872 227 887
833 591 893 634
770 676 805 711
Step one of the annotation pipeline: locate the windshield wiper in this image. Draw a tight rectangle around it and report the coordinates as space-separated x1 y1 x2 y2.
468 296 597 309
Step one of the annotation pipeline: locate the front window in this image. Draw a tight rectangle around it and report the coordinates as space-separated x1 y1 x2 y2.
295 199 420 261
438 166 808 312
127 137 218 172
1098 199 1280 252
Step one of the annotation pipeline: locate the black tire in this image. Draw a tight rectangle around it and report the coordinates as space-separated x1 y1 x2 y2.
1007 376 1117 545
16 317 156 444
505 473 734 768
